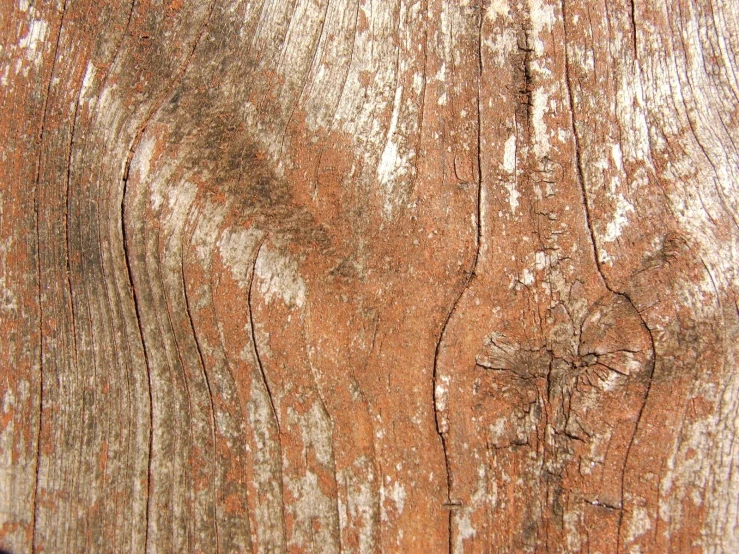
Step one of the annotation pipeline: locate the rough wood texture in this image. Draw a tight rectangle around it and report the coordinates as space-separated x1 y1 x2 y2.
1 0 738 552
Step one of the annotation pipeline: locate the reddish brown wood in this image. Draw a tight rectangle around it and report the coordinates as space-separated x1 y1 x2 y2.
1 0 738 552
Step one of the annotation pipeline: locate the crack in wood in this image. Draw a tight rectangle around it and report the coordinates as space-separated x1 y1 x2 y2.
120 143 157 554
562 3 659 548
181 246 223 554
517 26 535 131
247 240 280 434
629 0 638 57
6 0 735 550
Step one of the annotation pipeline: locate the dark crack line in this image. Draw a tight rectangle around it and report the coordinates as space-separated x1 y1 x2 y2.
97 0 139 540
186 203 255 553
185 206 253 551
474 0 484 273
58 1 140 549
629 0 638 57
432 6 486 553
85 5 139 546
431 314 454 552
120 146 156 554
181 245 221 554
561 0 610 295
247 240 281 434
65 93 82 375
245 239 289 552
430 113 474 554
151 219 199 553
616 303 656 550
562 2 658 547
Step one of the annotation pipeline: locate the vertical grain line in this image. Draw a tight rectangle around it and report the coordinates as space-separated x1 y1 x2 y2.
31 1 69 549
247 239 289 552
181 247 223 554
116 1 218 547
120 147 156 554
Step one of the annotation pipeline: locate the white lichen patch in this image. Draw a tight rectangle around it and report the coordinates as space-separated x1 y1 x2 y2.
299 402 334 468
255 245 306 308
435 63 447 83
18 17 49 65
163 180 197 233
0 197 17 316
534 250 547 270
489 417 507 444
625 504 652 543
217 227 264 286
379 478 407 527
521 268 535 286
454 511 476 554
95 84 125 136
285 470 340 554
434 374 451 432
611 142 625 171
389 481 406 515
603 194 635 242
0 63 10 87
532 87 553 157
564 511 583 552
501 135 520 213
615 72 651 164
377 86 414 219
132 134 156 188
598 368 622 392
484 25 517 68
412 72 424 95
502 134 516 174
80 62 96 100
339 459 378 554
453 470 492 553
0 386 20 467
486 0 510 21
529 0 556 39
190 201 228 263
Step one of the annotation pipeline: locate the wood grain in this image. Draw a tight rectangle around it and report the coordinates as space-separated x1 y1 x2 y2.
1 0 737 552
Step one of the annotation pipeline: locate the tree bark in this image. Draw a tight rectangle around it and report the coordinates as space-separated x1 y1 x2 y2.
1 0 738 552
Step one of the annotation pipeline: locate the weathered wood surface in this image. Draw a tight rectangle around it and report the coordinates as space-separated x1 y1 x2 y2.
1 0 738 552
